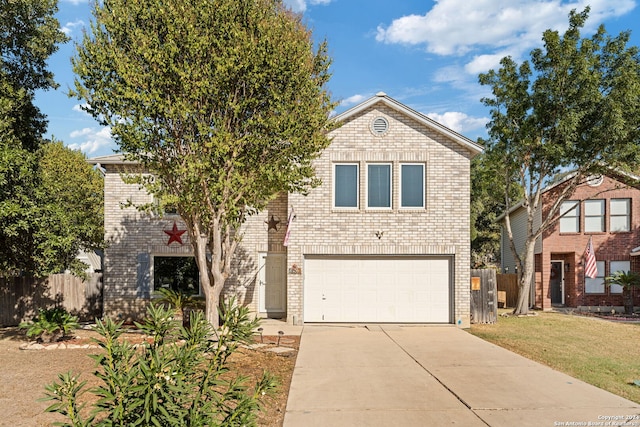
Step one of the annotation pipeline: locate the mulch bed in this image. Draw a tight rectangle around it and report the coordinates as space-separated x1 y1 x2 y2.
574 311 640 323
0 326 298 427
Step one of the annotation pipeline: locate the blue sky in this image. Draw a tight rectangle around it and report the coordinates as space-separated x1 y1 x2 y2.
37 0 640 157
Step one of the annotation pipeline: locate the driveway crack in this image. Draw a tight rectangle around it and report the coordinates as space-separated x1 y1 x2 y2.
381 326 491 427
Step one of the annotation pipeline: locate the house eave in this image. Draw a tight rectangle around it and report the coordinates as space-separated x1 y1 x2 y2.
87 154 134 165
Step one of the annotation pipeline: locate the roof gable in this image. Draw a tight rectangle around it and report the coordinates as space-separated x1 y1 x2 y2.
333 92 484 156
90 92 484 166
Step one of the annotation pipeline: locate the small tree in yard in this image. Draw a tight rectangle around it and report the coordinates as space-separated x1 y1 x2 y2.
72 0 336 327
479 8 640 315
43 301 277 426
605 271 640 315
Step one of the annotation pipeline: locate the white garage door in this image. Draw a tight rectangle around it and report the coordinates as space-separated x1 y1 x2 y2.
304 256 451 323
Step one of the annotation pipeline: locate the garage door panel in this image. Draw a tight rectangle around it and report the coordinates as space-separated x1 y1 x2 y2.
304 256 451 323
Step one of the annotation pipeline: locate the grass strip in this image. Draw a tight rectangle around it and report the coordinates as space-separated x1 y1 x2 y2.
470 311 640 403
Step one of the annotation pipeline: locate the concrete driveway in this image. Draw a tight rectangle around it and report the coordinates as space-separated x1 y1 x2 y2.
284 325 640 427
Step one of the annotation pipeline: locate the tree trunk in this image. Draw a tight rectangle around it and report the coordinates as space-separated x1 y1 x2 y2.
513 238 537 315
188 216 234 330
205 291 220 329
189 224 222 329
623 288 634 315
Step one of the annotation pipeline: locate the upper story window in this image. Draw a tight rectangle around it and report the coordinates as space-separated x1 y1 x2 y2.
584 199 605 233
610 198 630 232
367 164 392 209
334 164 359 208
400 164 425 208
559 201 580 233
153 196 179 216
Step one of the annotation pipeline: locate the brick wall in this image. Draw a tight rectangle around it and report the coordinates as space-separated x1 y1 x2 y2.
102 101 476 326
539 175 640 308
102 165 194 320
102 163 287 320
285 103 474 326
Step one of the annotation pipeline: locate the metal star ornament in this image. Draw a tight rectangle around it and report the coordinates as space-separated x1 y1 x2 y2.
164 221 186 245
265 215 280 232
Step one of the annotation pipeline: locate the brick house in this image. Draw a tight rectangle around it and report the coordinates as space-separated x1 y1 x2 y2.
91 93 483 326
501 172 640 311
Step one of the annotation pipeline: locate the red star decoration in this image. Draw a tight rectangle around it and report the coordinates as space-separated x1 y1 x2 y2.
164 221 186 245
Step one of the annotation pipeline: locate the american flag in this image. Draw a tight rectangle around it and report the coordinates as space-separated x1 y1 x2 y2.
283 208 295 247
584 237 598 279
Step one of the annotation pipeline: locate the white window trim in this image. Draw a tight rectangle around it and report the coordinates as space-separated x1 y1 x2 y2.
399 163 425 209
333 163 359 209
584 199 605 233
610 198 631 232
366 163 393 210
559 200 580 233
585 260 605 294
609 260 630 294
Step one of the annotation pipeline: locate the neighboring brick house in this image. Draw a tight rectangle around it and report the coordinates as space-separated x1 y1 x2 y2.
91 93 483 326
501 172 640 310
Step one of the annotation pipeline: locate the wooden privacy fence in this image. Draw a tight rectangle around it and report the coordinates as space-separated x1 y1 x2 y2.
470 269 497 324
0 273 102 327
497 273 518 308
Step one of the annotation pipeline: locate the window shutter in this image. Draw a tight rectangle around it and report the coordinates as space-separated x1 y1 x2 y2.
136 253 151 298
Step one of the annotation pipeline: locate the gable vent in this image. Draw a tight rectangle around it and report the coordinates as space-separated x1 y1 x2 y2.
371 117 389 136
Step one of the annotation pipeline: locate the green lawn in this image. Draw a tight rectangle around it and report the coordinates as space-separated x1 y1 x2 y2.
469 311 640 403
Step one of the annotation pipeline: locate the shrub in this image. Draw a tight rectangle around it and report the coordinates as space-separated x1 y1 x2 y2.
42 300 277 426
605 270 640 315
153 287 194 316
19 307 79 343
152 287 207 329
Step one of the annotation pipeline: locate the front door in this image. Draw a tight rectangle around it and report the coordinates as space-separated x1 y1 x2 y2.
550 261 564 304
258 253 286 315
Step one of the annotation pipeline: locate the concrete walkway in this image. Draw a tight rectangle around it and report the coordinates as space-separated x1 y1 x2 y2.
284 325 640 427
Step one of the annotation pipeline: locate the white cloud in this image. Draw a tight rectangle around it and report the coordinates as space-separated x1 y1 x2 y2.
464 52 512 76
68 126 113 155
432 65 467 85
376 0 636 72
69 128 93 138
61 20 85 36
72 103 90 114
426 111 488 133
61 0 86 5
283 0 332 12
340 94 368 107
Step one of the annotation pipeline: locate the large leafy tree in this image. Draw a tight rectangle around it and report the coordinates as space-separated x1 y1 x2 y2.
36 140 104 275
0 0 66 150
0 138 104 276
479 8 640 314
0 0 97 276
72 0 336 327
470 154 523 269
